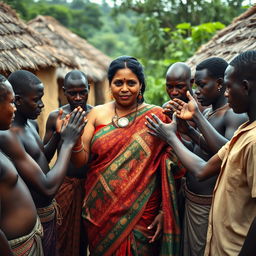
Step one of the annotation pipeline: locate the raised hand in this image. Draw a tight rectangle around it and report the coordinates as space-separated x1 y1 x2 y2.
146 113 178 142
172 91 199 120
147 211 163 243
163 102 175 119
61 108 87 147
55 108 64 133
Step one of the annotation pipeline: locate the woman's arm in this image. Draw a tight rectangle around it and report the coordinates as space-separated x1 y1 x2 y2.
71 109 96 168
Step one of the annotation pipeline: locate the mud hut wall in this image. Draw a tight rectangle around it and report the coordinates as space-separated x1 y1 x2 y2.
35 67 58 138
88 80 95 106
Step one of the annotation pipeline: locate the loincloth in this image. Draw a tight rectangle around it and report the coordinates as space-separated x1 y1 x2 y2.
8 216 44 256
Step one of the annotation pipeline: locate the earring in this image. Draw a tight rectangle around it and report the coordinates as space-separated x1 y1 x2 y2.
137 91 142 101
218 85 222 92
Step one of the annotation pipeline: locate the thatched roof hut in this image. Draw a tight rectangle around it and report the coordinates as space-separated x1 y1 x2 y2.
0 2 74 76
28 15 112 107
28 15 111 82
186 5 256 73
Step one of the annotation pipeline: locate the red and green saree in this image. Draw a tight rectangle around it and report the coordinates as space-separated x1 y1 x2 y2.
82 105 185 256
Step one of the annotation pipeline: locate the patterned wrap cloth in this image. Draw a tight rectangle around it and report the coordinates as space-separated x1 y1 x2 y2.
37 199 61 256
82 105 185 256
55 177 85 256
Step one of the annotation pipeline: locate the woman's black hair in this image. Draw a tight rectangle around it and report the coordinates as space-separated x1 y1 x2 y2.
108 56 146 103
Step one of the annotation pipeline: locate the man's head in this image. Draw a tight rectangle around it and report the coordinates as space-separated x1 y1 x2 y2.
165 62 193 102
63 70 89 110
195 57 228 106
8 70 44 120
224 50 256 114
0 75 16 130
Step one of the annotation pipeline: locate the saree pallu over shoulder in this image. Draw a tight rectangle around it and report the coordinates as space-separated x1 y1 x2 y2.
83 105 184 256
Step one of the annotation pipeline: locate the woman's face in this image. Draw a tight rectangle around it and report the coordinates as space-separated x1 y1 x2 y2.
110 68 141 108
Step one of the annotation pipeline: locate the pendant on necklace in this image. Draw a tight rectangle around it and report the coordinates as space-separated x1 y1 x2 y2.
117 117 129 128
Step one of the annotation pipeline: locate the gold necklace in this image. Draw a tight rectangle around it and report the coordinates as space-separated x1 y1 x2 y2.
112 103 138 128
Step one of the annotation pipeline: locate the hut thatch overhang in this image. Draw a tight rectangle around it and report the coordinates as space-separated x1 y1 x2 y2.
28 15 111 82
0 2 74 76
186 5 256 73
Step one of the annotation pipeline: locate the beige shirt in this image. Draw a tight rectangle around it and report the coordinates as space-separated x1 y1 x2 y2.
204 121 256 256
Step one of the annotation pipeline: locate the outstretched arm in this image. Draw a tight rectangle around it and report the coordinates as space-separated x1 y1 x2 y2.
170 91 231 154
43 109 64 162
146 113 222 180
0 110 86 197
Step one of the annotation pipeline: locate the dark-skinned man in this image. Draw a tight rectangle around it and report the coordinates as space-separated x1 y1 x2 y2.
0 70 86 256
0 75 43 256
44 70 92 256
163 62 193 107
160 57 247 256
146 50 256 256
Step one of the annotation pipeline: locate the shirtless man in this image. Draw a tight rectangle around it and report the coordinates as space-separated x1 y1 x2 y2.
163 62 193 108
146 50 256 255
164 57 247 256
44 70 92 256
0 75 43 256
0 70 86 256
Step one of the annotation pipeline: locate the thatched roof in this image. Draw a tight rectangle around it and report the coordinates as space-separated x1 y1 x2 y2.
0 2 74 75
28 15 111 81
186 5 256 73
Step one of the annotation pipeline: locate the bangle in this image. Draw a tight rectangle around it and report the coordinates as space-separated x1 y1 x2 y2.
72 142 84 153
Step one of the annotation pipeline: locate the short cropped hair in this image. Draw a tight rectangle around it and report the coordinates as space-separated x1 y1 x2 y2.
230 50 256 82
196 57 228 79
64 70 89 89
0 74 10 102
8 70 42 95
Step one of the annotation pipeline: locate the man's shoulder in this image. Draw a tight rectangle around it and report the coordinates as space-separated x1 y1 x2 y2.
224 108 248 125
0 130 17 145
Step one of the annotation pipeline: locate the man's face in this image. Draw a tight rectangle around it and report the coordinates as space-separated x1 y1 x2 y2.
64 78 89 110
194 69 219 106
16 83 44 120
224 65 247 114
0 82 16 130
166 76 190 102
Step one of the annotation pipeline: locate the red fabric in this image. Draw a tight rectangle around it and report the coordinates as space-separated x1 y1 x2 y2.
94 124 107 134
55 177 85 256
83 105 184 255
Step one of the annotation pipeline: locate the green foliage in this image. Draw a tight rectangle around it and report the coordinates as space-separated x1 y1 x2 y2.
29 3 72 26
143 22 226 105
2 0 252 106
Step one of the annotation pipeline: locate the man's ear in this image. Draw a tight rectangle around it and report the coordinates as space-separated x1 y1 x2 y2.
15 94 22 105
216 77 223 86
216 78 224 91
242 79 250 95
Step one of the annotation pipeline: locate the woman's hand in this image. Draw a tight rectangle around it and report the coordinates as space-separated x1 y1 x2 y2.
147 211 164 243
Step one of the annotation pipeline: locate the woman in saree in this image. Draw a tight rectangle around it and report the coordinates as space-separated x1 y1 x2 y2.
71 56 185 255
